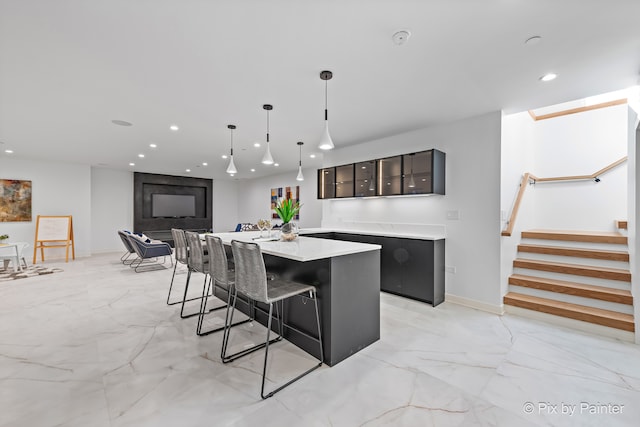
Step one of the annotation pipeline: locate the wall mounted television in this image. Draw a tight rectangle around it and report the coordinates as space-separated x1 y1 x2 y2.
151 193 196 218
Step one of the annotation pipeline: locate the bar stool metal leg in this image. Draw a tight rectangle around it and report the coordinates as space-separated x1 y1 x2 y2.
261 290 324 399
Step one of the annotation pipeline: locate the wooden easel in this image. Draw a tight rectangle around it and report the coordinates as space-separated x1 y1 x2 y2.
33 215 75 264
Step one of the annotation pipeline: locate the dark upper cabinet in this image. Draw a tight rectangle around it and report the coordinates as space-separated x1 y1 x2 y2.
355 160 376 197
317 168 336 199
335 164 354 198
402 149 445 195
377 155 402 196
316 149 445 199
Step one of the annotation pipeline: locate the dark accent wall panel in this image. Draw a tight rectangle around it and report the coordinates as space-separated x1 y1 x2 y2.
134 172 213 233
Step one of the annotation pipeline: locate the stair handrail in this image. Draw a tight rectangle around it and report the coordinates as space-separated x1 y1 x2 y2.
501 156 628 237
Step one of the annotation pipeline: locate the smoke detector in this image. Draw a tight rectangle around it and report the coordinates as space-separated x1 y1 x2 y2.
392 30 411 45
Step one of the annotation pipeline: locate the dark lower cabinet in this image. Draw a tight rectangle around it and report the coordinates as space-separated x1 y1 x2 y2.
306 232 445 306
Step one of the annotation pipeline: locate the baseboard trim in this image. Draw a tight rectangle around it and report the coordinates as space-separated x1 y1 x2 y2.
445 293 504 315
505 305 635 342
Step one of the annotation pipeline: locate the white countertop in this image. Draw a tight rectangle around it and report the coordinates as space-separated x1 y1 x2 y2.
205 231 381 262
298 227 446 241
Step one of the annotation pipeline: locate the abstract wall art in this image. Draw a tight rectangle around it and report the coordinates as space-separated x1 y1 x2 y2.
271 185 300 220
0 179 32 222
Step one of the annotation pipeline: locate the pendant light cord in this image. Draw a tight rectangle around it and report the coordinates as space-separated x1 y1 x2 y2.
325 80 329 121
266 109 270 143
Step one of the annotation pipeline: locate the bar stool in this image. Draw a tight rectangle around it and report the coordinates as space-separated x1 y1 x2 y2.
222 239 323 399
180 231 214 319
197 235 250 336
167 229 189 305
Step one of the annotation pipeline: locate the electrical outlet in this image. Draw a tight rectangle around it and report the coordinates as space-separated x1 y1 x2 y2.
445 266 456 274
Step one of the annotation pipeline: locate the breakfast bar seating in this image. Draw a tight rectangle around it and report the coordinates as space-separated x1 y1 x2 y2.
207 231 381 367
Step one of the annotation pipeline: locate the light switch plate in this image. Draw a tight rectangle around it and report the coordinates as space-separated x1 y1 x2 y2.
446 210 460 220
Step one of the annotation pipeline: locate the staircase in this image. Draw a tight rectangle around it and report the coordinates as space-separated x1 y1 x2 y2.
504 229 635 334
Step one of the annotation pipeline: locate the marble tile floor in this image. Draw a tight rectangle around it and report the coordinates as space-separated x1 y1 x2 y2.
0 253 639 427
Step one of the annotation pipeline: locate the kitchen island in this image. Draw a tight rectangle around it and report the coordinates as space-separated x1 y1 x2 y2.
208 231 381 366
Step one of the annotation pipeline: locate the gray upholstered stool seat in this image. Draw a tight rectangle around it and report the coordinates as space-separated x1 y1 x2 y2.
265 280 315 303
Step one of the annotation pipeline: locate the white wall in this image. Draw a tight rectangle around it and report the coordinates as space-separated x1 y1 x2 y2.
212 179 239 233
0 157 92 260
322 111 504 309
235 167 322 229
500 111 537 297
90 167 133 253
530 104 628 230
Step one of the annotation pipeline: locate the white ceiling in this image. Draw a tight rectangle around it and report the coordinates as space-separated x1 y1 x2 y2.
1 0 639 181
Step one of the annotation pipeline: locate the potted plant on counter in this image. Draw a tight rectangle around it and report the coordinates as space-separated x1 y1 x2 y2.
0 234 8 243
273 199 301 241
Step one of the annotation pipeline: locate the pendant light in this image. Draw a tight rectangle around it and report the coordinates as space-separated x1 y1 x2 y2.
296 141 304 181
262 104 275 165
408 153 416 188
318 70 335 150
226 124 237 174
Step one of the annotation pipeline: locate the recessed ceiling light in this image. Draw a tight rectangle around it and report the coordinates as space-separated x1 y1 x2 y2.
138 154 145 158
202 162 208 166
5 149 14 154
112 120 133 126
253 143 261 148
309 154 316 158
170 124 179 131
149 143 157 148
185 169 191 172
129 162 135 166
221 154 228 159
274 163 279 167
524 36 542 45
250 168 256 172
540 73 557 82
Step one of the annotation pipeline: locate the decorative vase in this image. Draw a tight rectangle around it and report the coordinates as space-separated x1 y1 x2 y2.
280 222 299 241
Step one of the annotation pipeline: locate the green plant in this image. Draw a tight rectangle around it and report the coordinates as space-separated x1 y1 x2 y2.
273 198 301 224
0 234 8 240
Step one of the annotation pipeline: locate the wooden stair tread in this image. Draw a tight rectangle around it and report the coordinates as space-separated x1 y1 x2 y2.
522 229 627 244
504 292 635 332
509 274 633 305
517 244 629 261
514 258 631 281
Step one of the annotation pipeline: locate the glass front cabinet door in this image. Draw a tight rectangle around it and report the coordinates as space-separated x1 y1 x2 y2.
335 164 354 198
355 160 376 197
402 149 446 195
317 167 335 199
377 155 402 196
